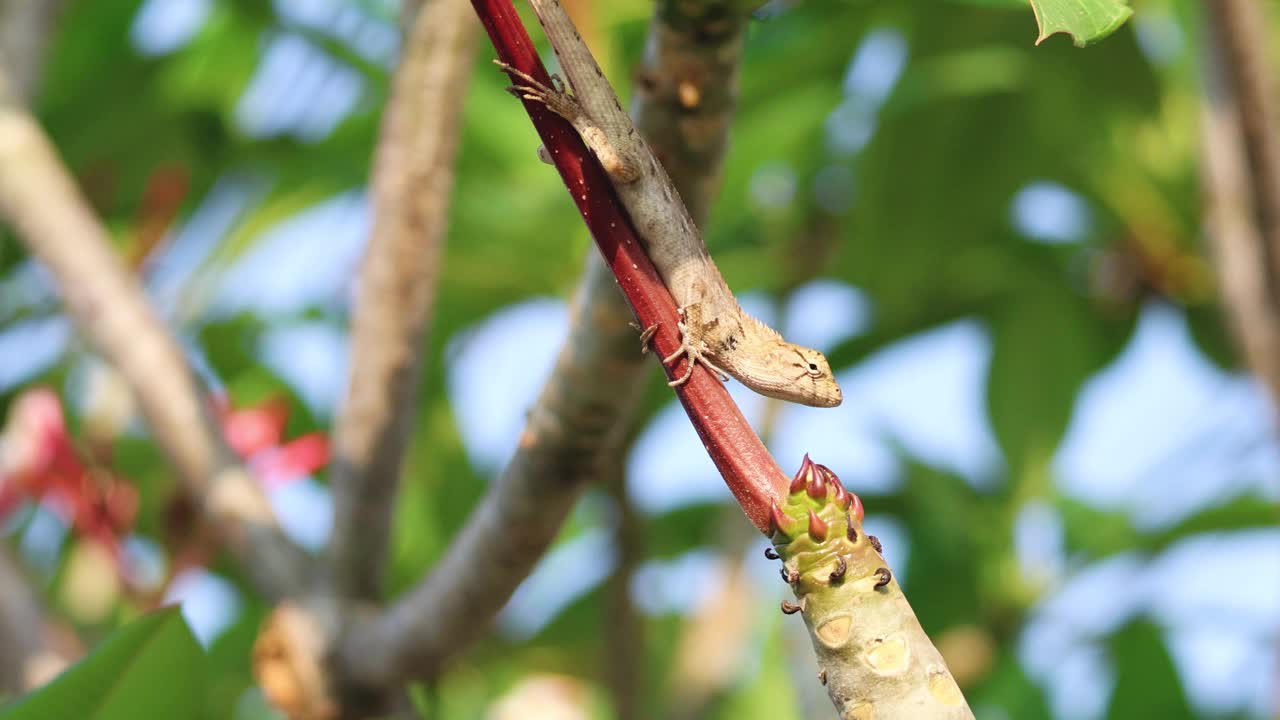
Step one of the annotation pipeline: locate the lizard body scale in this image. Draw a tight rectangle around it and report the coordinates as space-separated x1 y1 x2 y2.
500 0 842 408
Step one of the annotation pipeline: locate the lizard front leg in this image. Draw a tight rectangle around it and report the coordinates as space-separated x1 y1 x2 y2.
662 307 730 387
635 316 729 386
494 61 640 183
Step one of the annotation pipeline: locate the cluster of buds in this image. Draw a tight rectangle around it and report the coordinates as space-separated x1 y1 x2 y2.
767 455 890 603
769 454 863 549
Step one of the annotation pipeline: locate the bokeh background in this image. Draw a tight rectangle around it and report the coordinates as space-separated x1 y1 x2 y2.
1 0 1277 718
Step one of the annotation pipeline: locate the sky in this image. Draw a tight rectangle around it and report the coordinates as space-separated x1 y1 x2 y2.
0 0 1275 717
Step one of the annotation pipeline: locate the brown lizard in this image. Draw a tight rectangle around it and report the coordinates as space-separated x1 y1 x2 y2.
496 0 842 408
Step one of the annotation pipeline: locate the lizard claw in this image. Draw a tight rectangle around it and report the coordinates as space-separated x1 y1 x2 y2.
493 59 538 86
662 322 729 386
637 323 658 355
498 78 583 124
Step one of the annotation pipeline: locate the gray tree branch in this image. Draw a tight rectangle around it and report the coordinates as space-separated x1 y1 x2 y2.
329 0 478 605
0 0 68 694
1203 0 1280 399
336 255 651 685
0 0 65 104
0 549 60 696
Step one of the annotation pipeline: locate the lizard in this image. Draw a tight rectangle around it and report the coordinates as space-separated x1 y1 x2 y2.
495 0 842 408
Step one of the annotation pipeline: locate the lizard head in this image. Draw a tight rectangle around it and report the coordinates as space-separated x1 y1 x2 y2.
784 346 843 408
726 341 843 408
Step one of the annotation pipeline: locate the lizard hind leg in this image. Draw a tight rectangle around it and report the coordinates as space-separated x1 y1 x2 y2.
493 60 640 183
493 60 585 125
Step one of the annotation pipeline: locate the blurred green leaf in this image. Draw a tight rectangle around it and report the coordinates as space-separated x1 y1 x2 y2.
1145 496 1280 551
0 608 206 720
1058 497 1139 557
716 612 802 720
987 273 1126 482
967 654 1052 719
1060 494 1280 559
1106 620 1194 720
896 461 989 630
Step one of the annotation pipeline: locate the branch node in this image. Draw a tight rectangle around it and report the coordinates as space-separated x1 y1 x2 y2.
827 555 847 584
873 567 892 590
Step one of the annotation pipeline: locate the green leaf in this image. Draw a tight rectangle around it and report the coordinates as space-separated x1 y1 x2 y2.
1031 0 1133 47
1106 621 1194 720
0 608 207 720
968 654 1053 720
987 271 1132 482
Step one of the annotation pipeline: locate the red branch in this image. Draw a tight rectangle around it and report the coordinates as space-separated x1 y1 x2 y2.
472 0 789 531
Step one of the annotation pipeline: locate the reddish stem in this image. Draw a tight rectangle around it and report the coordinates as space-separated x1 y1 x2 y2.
471 0 789 530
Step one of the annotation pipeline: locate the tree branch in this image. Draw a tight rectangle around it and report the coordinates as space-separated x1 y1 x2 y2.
329 0 478 605
0 0 65 104
1203 0 1280 399
0 549 60 696
601 464 644 720
336 0 777 688
0 71 313 603
338 253 652 685
1206 0 1280 258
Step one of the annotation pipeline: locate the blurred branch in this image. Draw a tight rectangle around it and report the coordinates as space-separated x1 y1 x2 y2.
336 0 762 689
602 465 644 720
600 5 752 714
667 519 760 720
338 255 652 685
0 549 59 695
0 0 65 103
1203 0 1280 399
632 0 748 224
0 70 313 603
0 9 65 697
329 0 477 605
1205 0 1280 258
1200 93 1280 397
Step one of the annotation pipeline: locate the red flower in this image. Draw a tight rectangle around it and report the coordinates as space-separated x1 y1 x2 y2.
213 393 329 490
0 387 136 561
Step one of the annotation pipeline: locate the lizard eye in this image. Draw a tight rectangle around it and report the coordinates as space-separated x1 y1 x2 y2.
807 362 820 376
